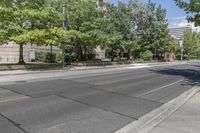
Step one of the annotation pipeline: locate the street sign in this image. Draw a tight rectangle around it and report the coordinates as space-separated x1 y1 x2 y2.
63 21 68 30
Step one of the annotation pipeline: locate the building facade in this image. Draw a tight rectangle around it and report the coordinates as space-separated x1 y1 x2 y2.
165 26 192 61
169 26 192 40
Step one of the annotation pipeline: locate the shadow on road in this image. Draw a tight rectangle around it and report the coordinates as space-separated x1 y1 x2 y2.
150 65 200 86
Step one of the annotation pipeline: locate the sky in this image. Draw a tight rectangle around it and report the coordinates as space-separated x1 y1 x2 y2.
109 0 200 31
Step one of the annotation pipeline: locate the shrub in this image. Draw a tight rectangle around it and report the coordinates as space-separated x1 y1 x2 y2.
134 58 144 63
46 53 56 63
36 52 46 62
65 53 76 62
56 53 62 62
36 52 61 63
140 50 153 61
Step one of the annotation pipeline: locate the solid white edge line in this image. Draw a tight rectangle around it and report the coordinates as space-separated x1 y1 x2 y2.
138 79 184 97
114 86 200 133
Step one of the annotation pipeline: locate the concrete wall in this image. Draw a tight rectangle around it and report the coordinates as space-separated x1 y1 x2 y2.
94 46 105 59
0 42 61 63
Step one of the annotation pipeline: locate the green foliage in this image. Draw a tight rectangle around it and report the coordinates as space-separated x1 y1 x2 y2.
0 0 176 63
65 53 76 62
140 50 153 61
175 0 200 26
183 29 200 60
0 0 61 63
36 52 46 62
46 53 56 62
36 52 61 62
133 1 171 54
55 53 62 62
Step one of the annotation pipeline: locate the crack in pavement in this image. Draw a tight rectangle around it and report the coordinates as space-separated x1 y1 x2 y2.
0 113 31 133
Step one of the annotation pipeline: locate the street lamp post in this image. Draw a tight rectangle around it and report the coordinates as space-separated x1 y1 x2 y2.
179 40 183 61
62 1 68 69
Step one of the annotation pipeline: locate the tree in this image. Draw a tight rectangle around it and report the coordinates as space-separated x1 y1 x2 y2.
118 2 139 60
174 0 200 26
0 0 174 64
0 0 60 64
105 2 139 60
153 5 171 59
183 29 200 60
48 0 104 61
130 0 171 59
62 0 100 61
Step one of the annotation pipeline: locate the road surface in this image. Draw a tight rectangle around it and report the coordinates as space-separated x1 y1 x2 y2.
0 62 199 133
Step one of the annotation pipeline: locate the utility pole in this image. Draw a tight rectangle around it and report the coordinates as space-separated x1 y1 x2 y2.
179 40 183 61
62 1 67 69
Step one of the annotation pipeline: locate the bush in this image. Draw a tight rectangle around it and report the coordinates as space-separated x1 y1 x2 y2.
36 52 61 63
36 52 46 62
65 53 76 62
140 50 153 61
56 53 62 62
46 53 56 63
134 58 144 63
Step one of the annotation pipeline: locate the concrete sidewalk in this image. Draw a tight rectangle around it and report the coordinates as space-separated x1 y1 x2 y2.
114 85 200 133
149 90 200 133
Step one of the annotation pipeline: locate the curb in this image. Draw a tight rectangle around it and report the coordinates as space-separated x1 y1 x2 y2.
0 61 188 76
0 65 128 76
115 86 200 133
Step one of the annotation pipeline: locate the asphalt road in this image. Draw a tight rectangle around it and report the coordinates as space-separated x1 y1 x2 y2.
0 62 199 133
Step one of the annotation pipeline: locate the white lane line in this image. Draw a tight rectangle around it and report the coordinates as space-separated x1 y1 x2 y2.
0 96 29 103
125 66 151 69
138 79 184 97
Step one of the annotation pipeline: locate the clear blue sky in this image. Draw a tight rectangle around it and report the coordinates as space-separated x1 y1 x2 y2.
109 0 188 27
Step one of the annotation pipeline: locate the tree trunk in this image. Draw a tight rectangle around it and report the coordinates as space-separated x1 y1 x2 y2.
111 56 114 62
188 54 190 60
50 45 53 54
18 44 25 64
132 51 135 60
50 45 53 63
119 51 122 61
84 46 88 61
111 49 114 62
127 48 131 60
154 48 157 60
76 44 84 61
160 53 163 60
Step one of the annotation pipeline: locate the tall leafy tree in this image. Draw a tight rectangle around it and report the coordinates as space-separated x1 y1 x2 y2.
51 0 103 61
153 5 171 59
105 2 139 60
183 29 200 60
175 0 200 26
118 2 139 60
63 0 100 61
131 0 171 59
0 0 60 64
